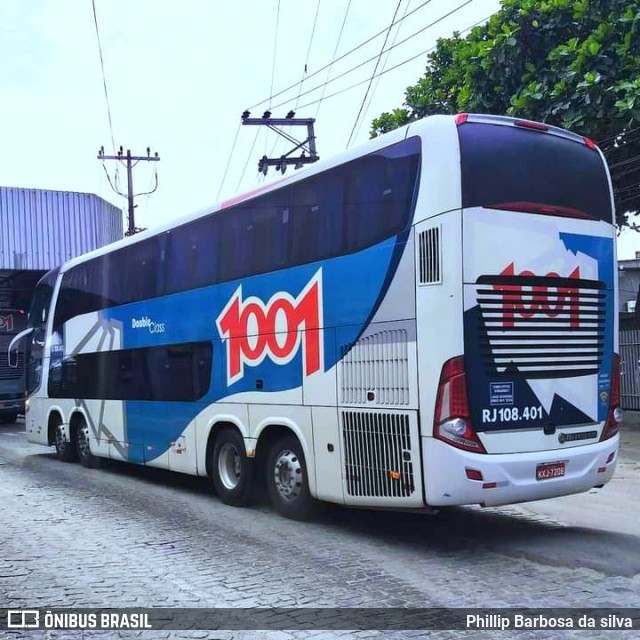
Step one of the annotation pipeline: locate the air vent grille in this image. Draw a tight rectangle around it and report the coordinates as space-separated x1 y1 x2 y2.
342 411 414 497
340 329 409 405
0 352 24 381
418 226 441 284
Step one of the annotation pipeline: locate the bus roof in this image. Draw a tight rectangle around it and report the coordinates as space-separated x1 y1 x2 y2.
59 118 429 274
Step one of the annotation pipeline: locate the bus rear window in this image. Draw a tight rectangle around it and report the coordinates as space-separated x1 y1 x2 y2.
458 123 613 223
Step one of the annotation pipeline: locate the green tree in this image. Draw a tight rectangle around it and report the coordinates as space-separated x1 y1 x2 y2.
371 0 640 228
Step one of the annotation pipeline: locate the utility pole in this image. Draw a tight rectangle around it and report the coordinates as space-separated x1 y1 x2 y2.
241 110 319 175
98 146 160 236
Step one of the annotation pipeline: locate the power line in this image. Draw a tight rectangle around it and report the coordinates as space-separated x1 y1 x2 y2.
601 132 640 155
246 0 435 111
353 0 413 142
295 0 321 109
315 0 352 119
91 0 116 154
615 180 640 195
217 122 242 200
617 192 640 207
346 0 403 148
598 125 640 148
269 0 281 107
236 127 262 193
611 163 640 182
610 153 640 171
270 0 321 159
295 8 490 112
268 0 474 113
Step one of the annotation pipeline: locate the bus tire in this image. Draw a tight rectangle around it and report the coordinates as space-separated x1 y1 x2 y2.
266 434 317 521
53 421 77 463
211 427 254 507
0 413 18 424
74 418 101 468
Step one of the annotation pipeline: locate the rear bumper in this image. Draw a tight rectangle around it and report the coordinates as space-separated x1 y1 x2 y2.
423 434 619 507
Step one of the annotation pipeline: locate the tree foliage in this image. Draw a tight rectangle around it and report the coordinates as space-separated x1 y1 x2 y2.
371 0 640 228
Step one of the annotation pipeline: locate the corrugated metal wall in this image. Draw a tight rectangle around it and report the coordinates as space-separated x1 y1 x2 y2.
621 329 640 411
0 187 122 270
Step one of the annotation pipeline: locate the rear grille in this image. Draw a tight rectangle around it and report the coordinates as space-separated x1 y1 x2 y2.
342 411 415 497
476 273 606 378
0 352 24 381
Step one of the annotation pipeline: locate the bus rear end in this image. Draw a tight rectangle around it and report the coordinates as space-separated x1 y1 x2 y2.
426 114 620 507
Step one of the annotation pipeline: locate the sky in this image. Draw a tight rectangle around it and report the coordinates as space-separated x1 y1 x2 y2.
1 0 638 258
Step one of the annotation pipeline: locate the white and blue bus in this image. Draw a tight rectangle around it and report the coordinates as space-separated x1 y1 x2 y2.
13 114 621 519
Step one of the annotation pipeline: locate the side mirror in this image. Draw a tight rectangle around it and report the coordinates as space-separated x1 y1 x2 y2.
8 327 33 368
34 327 46 346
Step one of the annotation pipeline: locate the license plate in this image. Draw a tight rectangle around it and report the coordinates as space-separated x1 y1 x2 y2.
536 461 565 481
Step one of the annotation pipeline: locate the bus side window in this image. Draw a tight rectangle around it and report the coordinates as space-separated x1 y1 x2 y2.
382 152 419 237
246 194 290 276
120 238 161 303
344 155 385 253
218 212 246 283
315 171 344 259
166 217 219 294
289 182 318 265
101 253 125 307
288 173 343 266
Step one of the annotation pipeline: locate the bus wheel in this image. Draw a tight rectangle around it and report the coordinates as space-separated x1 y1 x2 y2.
211 427 254 507
0 413 18 424
53 421 77 463
74 418 101 468
267 435 317 521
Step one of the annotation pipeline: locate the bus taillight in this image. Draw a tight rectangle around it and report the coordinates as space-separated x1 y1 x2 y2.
601 353 622 441
433 356 486 453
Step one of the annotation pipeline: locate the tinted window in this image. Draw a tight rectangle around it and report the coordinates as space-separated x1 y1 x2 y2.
166 218 218 294
48 342 212 401
459 123 612 222
53 136 420 323
119 236 162 303
289 175 344 265
53 238 165 327
26 269 59 394
53 261 112 329
28 269 58 330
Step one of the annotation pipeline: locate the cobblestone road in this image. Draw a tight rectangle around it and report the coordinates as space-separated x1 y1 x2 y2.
1 421 639 640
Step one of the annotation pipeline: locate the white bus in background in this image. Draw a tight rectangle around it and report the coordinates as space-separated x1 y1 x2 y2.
13 114 621 519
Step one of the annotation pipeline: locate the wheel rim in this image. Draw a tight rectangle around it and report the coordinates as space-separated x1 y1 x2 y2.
273 449 303 502
218 442 242 490
77 423 91 460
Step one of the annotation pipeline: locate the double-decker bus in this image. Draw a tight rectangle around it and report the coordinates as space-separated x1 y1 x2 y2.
0 309 27 423
12 114 620 519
